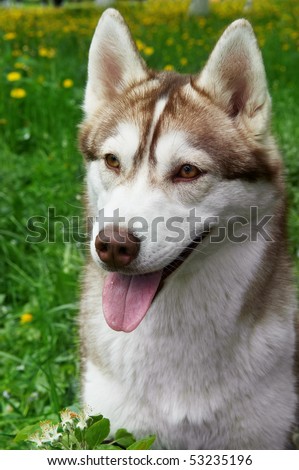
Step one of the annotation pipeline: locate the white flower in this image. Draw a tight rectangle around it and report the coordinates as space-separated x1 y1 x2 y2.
40 421 62 443
29 392 39 402
28 432 43 447
60 408 76 431
76 407 91 430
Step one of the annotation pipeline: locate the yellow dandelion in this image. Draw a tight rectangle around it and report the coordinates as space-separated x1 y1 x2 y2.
142 18 153 26
38 47 46 58
62 79 74 89
164 64 174 71
14 62 29 71
180 57 188 66
282 43 290 51
166 38 174 46
0 119 7 125
143 46 154 56
135 39 145 51
12 50 22 58
198 18 207 27
7 71 22 82
20 312 33 324
10 88 26 99
38 47 56 59
258 37 266 47
4 32 16 41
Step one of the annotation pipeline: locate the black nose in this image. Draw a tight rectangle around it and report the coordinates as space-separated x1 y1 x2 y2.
95 226 140 268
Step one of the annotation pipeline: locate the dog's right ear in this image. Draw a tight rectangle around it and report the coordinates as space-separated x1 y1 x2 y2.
83 9 148 115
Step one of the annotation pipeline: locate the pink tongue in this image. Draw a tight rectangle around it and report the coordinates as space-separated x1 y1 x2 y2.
102 271 163 332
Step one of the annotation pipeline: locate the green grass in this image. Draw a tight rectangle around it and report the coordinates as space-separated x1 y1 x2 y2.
0 0 298 450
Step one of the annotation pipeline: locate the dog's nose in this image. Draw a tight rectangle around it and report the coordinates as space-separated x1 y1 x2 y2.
95 227 140 268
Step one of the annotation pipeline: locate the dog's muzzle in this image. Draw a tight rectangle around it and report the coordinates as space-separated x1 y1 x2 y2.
95 225 210 332
95 227 140 269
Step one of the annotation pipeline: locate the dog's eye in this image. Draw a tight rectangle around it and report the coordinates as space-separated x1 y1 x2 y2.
105 154 120 171
174 164 203 181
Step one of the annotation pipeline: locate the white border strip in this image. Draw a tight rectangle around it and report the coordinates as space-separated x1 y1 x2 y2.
0 450 298 469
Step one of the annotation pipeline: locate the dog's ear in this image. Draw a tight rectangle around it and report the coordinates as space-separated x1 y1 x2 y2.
196 19 271 140
84 8 148 115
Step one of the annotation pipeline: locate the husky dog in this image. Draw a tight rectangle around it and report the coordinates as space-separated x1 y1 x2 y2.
79 9 297 449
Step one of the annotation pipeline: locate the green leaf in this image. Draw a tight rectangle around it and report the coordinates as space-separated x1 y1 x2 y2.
74 426 84 443
95 444 123 450
14 423 41 443
85 418 110 449
89 414 104 424
127 435 156 450
114 428 136 448
63 431 80 450
115 428 135 440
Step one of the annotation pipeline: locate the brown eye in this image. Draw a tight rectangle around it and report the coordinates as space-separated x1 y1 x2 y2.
105 154 120 170
174 164 202 181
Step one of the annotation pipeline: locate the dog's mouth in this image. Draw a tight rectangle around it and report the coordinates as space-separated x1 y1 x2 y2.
160 231 209 283
102 232 209 332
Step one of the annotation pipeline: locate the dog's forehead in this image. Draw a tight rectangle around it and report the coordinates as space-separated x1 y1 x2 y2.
101 122 141 162
80 73 224 173
104 79 223 164
96 75 277 182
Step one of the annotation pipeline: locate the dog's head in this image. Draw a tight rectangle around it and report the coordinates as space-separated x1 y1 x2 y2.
79 9 282 332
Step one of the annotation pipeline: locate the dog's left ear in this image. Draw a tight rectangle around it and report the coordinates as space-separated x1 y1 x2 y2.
84 8 148 115
196 19 271 140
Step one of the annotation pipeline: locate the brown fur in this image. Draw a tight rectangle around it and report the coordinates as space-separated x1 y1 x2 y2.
78 11 298 449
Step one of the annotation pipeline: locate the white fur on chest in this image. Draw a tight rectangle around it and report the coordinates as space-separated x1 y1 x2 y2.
81 238 296 449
